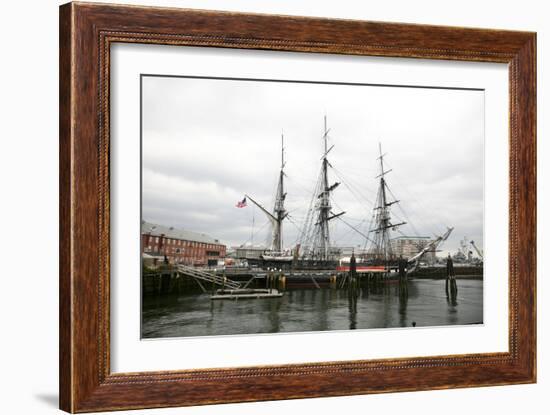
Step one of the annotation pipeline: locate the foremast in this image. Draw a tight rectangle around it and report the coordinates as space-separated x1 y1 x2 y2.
369 144 406 261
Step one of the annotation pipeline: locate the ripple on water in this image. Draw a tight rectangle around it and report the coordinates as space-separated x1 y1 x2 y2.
141 278 483 338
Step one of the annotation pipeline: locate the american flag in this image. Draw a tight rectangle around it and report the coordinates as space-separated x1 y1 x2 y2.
235 197 247 208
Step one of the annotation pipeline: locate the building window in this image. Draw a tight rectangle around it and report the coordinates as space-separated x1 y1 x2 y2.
206 251 220 257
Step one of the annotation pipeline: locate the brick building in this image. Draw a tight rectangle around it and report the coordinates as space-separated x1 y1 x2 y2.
141 221 226 267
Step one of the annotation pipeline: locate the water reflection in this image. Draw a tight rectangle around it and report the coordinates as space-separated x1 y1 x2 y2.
398 281 408 328
347 278 359 330
142 278 483 339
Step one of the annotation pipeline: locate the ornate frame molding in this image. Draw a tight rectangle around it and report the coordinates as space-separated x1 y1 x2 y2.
60 2 536 412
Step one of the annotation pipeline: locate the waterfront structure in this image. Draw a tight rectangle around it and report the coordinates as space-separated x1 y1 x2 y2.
390 236 436 263
339 246 370 257
141 221 226 267
234 244 267 260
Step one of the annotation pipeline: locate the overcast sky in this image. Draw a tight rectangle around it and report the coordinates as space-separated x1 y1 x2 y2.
142 75 484 256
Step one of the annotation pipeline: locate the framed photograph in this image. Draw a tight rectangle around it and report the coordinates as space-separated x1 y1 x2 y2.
59 2 536 412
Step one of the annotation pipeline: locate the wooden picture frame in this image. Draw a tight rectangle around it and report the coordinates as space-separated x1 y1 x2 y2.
59 2 536 412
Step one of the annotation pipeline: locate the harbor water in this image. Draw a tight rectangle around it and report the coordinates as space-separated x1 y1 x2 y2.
141 277 483 339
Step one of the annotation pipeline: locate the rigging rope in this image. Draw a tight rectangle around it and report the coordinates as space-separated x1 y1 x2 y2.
382 158 444 236
240 219 271 247
330 166 376 209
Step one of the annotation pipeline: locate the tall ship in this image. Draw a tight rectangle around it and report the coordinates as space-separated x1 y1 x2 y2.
238 116 453 275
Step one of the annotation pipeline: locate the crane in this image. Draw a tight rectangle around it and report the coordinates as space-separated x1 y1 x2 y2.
470 240 483 260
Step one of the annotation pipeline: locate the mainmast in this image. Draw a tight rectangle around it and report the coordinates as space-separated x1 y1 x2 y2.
369 143 406 261
307 116 345 261
245 133 287 252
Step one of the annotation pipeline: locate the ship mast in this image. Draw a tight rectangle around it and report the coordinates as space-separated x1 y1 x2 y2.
245 133 287 252
369 143 406 261
307 116 345 260
318 116 331 258
272 132 287 251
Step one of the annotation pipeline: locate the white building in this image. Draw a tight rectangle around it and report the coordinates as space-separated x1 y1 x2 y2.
390 236 435 263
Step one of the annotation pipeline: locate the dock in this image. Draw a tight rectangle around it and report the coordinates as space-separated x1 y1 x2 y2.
210 288 283 300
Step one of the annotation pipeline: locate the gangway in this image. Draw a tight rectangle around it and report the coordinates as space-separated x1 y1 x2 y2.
176 265 241 290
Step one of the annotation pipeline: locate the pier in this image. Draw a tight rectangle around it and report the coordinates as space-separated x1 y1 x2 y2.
142 263 483 297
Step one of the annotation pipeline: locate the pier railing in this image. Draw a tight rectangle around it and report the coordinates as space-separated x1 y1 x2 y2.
176 265 241 290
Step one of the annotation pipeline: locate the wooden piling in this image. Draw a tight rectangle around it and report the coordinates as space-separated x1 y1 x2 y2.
279 275 286 291
446 255 457 299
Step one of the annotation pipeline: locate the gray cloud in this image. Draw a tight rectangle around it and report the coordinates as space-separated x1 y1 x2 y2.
142 76 484 255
